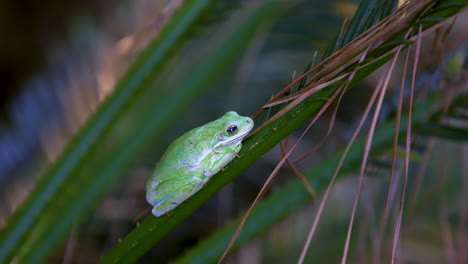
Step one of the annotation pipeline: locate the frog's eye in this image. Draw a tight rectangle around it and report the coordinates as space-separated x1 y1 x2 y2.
226 125 238 135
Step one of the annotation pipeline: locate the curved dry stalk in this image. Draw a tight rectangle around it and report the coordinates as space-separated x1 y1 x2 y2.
254 0 433 121
384 49 410 220
250 73 351 135
374 32 412 264
281 71 350 195
407 139 435 218
218 81 346 264
341 44 401 264
293 79 347 163
62 227 78 264
390 24 421 264
263 74 350 109
257 23 441 137
297 47 372 263
296 78 380 264
221 1 461 262
280 141 317 197
440 202 457 263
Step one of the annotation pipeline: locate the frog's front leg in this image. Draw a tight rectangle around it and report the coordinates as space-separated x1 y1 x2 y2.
204 143 242 177
147 175 205 217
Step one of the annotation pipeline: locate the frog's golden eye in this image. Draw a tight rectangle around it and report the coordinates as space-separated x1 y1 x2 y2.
226 125 238 135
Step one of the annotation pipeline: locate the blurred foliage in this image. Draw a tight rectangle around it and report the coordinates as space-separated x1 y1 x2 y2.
0 0 115 117
0 0 467 263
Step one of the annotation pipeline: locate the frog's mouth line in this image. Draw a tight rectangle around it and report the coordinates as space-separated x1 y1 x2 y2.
217 130 250 148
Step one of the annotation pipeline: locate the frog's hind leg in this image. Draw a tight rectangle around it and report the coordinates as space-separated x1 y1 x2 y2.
148 176 204 217
146 176 188 204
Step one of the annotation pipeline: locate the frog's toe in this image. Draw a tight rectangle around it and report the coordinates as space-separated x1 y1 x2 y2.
152 207 165 217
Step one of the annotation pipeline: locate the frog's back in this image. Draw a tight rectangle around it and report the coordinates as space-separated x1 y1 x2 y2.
151 130 204 182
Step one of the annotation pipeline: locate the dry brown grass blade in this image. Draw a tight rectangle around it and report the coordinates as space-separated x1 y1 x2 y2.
373 44 410 264
221 1 462 262
133 206 152 223
251 64 322 120
253 0 438 136
62 227 78 264
263 74 350 108
279 43 372 181
385 49 409 221
440 202 457 263
407 139 435 218
250 74 349 135
299 10 448 262
390 24 422 264
374 19 456 237
252 42 399 135
297 75 382 264
218 80 346 264
301 0 420 87
253 33 364 119
261 42 400 114
260 0 425 102
297 48 374 263
341 44 400 264
286 157 317 197
432 15 458 68
280 141 317 197
293 80 347 163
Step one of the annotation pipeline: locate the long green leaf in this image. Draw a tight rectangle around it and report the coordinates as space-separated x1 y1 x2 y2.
0 0 285 263
99 0 467 263
414 123 468 141
0 0 214 261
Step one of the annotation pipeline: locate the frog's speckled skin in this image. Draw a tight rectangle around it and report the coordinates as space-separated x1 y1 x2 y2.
146 111 254 217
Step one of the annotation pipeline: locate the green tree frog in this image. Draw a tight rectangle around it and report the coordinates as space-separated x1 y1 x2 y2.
146 111 254 217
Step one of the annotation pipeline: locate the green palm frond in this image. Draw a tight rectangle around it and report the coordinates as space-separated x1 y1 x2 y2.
0 0 466 263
